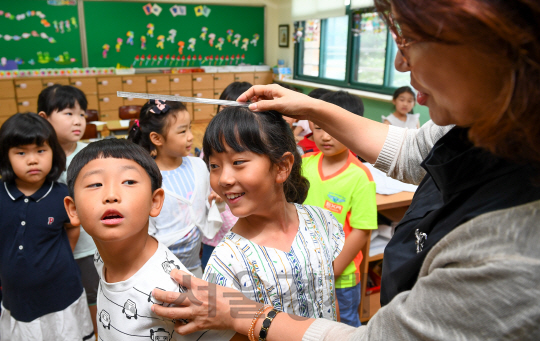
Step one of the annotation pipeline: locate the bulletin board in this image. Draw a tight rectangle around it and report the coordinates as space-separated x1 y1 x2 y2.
0 0 83 70
83 2 265 68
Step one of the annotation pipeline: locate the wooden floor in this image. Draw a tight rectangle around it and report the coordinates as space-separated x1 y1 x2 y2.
191 122 209 155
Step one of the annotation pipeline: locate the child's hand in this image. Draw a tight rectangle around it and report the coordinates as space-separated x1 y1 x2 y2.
208 191 223 205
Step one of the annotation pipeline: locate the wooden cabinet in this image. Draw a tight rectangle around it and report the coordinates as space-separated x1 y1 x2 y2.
42 77 70 87
170 75 192 92
193 104 214 122
98 94 123 120
123 97 148 107
192 89 213 99
122 76 146 93
14 79 43 99
99 110 120 121
213 73 235 90
146 75 170 93
0 80 15 99
192 74 214 90
0 99 17 118
97 77 122 94
70 77 97 94
254 72 273 85
87 94 99 111
234 73 254 84
16 97 38 113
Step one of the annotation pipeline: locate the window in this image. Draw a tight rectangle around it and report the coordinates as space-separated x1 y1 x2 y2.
294 8 408 95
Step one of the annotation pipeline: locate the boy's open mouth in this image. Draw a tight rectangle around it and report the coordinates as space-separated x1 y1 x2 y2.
101 210 125 224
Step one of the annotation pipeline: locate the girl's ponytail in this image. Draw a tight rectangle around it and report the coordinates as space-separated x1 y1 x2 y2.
283 148 310 203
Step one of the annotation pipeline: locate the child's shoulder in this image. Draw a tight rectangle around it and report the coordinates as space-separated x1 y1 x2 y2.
52 181 69 195
186 155 207 169
302 151 322 160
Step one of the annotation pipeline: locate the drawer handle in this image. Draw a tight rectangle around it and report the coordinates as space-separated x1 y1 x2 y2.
195 108 201 112
100 114 109 118
44 82 55 87
122 79 133 85
214 77 221 80
171 78 180 83
71 81 83 86
194 93 203 97
147 79 157 84
234 77 240 80
16 83 27 89
254 76 260 79
214 92 220 96
126 97 134 101
100 97 110 103
17 101 30 106
98 80 109 86
193 77 202 82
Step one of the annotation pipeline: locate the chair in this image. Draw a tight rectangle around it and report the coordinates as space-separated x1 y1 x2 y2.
85 109 99 123
119 105 142 120
81 123 98 140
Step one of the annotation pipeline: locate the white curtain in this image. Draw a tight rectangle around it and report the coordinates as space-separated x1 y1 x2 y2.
350 0 375 9
291 0 345 21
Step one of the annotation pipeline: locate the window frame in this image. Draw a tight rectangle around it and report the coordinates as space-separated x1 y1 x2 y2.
293 6 400 95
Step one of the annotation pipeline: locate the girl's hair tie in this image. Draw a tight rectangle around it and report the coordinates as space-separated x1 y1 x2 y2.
134 119 140 127
149 99 170 115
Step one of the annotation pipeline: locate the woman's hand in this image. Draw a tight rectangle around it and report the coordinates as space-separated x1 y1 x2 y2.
237 84 318 120
152 269 263 335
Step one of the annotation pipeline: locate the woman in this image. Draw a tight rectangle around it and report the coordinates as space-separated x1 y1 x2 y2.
152 0 540 339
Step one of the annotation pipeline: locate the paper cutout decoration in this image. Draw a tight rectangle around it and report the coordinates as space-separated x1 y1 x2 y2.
164 54 170 66
71 17 77 28
37 51 50 64
187 55 191 66
146 54 151 66
116 38 122 52
198 55 203 66
209 55 214 65
28 59 35 65
152 55 157 65
59 20 64 33
231 55 235 65
241 38 249 51
187 38 196 52
41 19 51 27
232 34 241 47
141 36 146 50
156 35 165 49
54 52 74 65
133 55 139 67
208 33 216 47
181 55 186 67
214 55 218 66
170 5 186 17
241 54 245 63
200 27 208 40
54 21 59 32
102 44 110 58
178 41 185 55
151 4 162 16
147 23 154 37
226 29 233 42
127 31 134 45
225 55 229 64
251 34 259 46
140 54 145 66
219 56 224 65
167 29 177 43
215 37 224 51
202 6 211 17
157 55 163 65
143 3 152 15
194 6 204 17
65 20 71 32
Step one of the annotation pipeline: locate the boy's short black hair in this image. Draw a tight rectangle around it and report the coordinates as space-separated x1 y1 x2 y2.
308 88 332 99
67 139 162 198
319 90 364 117
0 113 66 182
37 84 88 115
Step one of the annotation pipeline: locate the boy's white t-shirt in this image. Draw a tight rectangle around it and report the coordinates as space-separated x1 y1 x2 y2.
94 242 234 341
58 141 97 259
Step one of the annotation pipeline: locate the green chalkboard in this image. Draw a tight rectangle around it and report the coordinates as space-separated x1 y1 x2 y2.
84 2 264 68
0 0 83 69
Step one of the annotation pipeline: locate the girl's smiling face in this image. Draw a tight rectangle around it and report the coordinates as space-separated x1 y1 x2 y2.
208 144 279 218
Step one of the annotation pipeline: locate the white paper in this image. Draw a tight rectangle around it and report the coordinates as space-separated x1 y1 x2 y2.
363 162 418 195
119 119 131 127
89 121 107 126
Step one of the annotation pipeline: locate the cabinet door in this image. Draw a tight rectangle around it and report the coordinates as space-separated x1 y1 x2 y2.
170 90 193 117
14 79 43 99
42 77 70 87
234 73 254 84
192 74 214 90
17 97 38 113
99 110 120 121
70 77 97 94
0 99 17 116
146 75 170 93
213 73 235 90
192 89 213 99
97 77 122 94
193 104 214 122
0 80 15 99
98 94 123 112
170 75 192 91
122 76 147 93
123 97 148 107
86 94 99 111
254 72 273 85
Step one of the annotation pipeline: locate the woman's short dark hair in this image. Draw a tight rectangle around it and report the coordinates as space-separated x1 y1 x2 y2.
67 138 162 199
37 84 88 115
308 88 332 99
203 107 309 203
0 113 66 182
217 81 253 112
127 100 187 154
320 91 364 117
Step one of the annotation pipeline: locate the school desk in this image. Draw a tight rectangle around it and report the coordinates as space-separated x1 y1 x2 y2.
376 191 414 222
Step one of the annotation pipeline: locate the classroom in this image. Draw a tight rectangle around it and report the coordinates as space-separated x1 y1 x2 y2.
1 0 539 340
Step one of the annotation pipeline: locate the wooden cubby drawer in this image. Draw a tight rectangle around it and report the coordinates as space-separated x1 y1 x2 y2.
192 74 214 90
42 77 70 87
16 97 38 113
193 104 214 122
0 114 13 127
0 99 17 116
14 79 43 99
146 75 170 93
70 77 97 94
122 76 147 93
213 73 235 90
99 110 120 121
234 73 254 84
97 77 122 94
254 72 273 85
123 97 148 107
86 94 99 112
98 94 123 112
192 89 213 99
170 75 192 91
0 80 15 99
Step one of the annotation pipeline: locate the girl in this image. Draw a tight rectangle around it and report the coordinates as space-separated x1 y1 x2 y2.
37 84 99 334
202 107 345 322
0 113 93 340
200 82 252 269
128 99 209 278
382 86 420 128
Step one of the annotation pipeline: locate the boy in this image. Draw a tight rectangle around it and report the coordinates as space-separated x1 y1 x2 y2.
64 139 234 340
301 91 377 327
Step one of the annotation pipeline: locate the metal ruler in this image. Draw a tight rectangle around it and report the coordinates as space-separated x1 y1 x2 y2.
117 91 250 107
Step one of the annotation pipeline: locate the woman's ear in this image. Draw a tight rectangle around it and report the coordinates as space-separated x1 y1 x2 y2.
275 152 294 184
149 132 164 147
149 188 165 217
64 196 81 226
